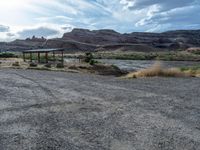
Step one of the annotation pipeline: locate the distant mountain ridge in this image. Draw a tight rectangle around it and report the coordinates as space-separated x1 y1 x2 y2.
1 28 200 52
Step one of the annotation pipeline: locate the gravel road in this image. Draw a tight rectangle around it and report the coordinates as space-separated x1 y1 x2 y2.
0 69 200 150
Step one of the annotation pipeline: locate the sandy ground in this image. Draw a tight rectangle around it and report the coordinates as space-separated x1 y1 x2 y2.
0 69 200 150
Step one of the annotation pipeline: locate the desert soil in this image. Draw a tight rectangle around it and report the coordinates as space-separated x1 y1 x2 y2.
0 69 200 150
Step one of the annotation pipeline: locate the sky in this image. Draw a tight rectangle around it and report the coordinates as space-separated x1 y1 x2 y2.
0 0 199 41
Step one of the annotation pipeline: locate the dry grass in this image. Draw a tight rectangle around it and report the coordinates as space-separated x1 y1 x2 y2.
126 62 192 78
181 66 200 77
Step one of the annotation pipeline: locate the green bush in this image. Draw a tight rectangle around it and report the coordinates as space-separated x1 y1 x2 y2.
89 60 98 65
89 60 94 65
84 52 94 63
0 52 16 58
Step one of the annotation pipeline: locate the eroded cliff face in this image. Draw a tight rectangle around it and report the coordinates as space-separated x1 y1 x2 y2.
1 28 200 52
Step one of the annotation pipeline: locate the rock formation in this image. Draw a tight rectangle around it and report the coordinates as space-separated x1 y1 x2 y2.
1 29 200 52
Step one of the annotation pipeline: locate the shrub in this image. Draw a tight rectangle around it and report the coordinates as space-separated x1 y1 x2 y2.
84 52 94 63
126 62 190 78
29 62 37 67
111 64 120 70
0 52 16 58
89 60 95 65
180 65 200 77
89 60 98 65
45 63 52 68
189 50 200 55
12 61 20 67
56 63 64 68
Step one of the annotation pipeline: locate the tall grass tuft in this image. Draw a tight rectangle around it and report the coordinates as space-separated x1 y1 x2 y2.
126 61 192 78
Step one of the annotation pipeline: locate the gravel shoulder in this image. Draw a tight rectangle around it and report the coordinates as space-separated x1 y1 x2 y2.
0 69 200 150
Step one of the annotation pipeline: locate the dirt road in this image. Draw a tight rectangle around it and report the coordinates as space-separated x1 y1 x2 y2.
0 69 200 150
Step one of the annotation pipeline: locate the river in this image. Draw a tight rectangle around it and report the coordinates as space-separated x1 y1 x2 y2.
65 58 200 71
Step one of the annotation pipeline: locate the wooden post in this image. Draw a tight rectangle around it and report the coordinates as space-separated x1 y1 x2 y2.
61 50 64 65
45 52 48 63
53 51 55 62
38 52 40 63
30 53 33 62
23 52 25 62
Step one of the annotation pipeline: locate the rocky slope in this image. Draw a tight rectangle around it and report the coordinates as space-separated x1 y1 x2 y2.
1 28 200 52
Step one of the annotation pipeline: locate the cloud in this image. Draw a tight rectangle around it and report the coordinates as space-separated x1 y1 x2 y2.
135 4 200 32
120 0 195 11
119 0 200 32
17 26 60 39
0 0 200 41
6 33 15 37
0 25 9 32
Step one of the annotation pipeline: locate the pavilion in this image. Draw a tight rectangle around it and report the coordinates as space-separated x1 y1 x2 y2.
22 48 65 64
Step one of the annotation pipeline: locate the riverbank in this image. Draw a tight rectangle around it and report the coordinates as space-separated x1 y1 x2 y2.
0 58 125 76
93 51 200 61
2 50 200 62
64 51 200 61
96 59 200 71
1 52 200 78
125 62 200 78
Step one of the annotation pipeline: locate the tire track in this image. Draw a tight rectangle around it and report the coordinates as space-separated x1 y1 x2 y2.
9 71 57 100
